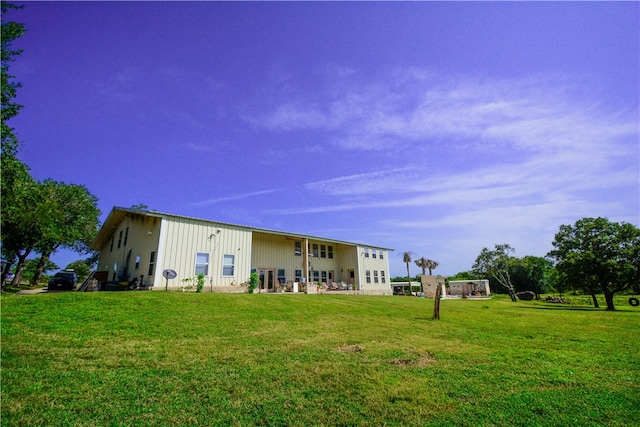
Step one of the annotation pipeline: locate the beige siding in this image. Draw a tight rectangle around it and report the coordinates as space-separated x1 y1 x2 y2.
155 216 252 289
96 213 161 285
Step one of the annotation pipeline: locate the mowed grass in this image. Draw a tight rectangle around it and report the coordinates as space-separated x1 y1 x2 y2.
1 292 638 426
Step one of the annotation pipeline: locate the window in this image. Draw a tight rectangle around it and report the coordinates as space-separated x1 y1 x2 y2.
110 235 114 252
313 270 320 282
195 252 209 275
222 254 235 276
295 270 302 282
135 256 141 270
124 226 129 246
366 270 371 283
320 245 326 258
364 248 369 258
118 230 123 248
148 251 156 276
381 271 386 283
379 251 384 260
312 244 319 257
294 241 302 256
374 270 379 283
278 269 286 283
321 271 327 283
372 249 377 259
328 245 334 259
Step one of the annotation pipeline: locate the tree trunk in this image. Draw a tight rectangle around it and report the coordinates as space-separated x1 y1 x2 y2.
590 292 600 308
11 249 31 287
1 261 15 289
406 263 411 295
31 252 51 286
603 290 615 311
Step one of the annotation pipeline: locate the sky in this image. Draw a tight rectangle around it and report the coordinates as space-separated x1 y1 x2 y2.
8 1 640 278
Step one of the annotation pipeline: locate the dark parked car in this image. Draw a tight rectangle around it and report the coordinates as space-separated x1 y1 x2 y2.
48 270 78 290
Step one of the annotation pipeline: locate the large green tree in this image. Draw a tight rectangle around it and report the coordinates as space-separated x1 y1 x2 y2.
1 1 25 155
510 256 553 298
548 217 640 310
29 180 101 285
472 243 517 301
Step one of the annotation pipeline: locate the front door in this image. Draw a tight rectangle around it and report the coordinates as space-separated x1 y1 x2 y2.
258 269 275 292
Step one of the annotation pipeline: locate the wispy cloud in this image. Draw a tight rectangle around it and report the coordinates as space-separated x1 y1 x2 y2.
191 188 284 207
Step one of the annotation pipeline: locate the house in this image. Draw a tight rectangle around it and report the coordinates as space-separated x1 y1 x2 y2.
448 279 491 297
90 207 394 294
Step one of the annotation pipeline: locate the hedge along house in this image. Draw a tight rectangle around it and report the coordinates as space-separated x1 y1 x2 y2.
91 207 394 294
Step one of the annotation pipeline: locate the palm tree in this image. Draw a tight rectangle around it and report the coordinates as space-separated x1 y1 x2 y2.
415 257 439 276
403 251 413 295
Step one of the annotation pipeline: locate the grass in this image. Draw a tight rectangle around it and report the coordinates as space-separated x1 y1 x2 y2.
1 292 639 426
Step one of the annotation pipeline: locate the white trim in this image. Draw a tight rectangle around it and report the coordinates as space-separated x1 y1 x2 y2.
153 218 168 288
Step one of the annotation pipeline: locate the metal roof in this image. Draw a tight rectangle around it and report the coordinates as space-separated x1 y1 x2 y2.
91 206 395 251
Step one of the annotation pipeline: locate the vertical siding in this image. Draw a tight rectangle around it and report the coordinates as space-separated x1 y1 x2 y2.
157 216 252 289
96 214 161 285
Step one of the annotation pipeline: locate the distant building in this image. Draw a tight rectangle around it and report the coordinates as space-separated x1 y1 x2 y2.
448 279 491 297
91 207 393 294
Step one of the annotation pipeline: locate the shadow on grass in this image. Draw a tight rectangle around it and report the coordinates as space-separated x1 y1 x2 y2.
517 305 626 312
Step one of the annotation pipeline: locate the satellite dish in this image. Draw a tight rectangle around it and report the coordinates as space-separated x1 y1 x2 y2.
162 269 177 291
162 269 177 279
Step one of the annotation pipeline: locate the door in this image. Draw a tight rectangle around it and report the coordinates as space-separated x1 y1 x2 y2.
258 269 275 292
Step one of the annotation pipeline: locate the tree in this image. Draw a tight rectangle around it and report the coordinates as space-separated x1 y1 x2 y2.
548 217 640 310
510 256 553 298
414 257 439 275
2 179 100 287
29 180 101 285
472 244 517 302
1 1 25 156
402 251 413 295
23 258 58 286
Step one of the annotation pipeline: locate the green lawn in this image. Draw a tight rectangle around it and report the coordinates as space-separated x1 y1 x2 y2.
2 292 638 426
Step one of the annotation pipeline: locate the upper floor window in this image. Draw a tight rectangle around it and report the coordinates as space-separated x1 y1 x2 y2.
124 226 129 246
312 244 319 258
320 245 326 258
379 251 384 260
294 241 302 256
381 270 386 283
364 248 369 258
328 245 334 259
372 249 377 259
110 235 114 252
195 252 209 275
374 270 379 283
118 230 123 248
365 270 371 283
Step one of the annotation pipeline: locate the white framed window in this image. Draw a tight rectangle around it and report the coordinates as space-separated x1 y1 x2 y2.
372 249 377 259
381 271 386 283
320 245 326 258
195 252 209 275
135 256 141 270
364 248 369 258
366 270 371 283
328 245 334 259
294 241 302 256
222 254 235 276
148 251 156 276
312 244 319 257
295 269 302 281
379 251 384 260
374 270 379 283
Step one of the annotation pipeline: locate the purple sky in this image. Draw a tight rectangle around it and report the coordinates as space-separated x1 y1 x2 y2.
10 1 639 277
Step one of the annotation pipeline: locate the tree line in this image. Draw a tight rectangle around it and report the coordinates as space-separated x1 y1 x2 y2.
1 2 101 288
446 218 639 310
